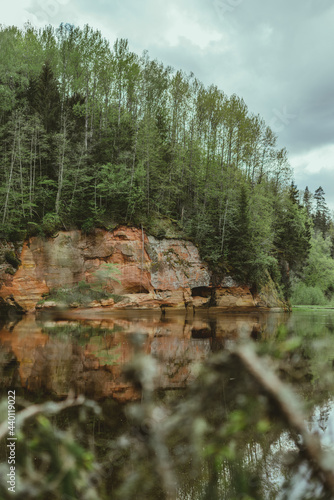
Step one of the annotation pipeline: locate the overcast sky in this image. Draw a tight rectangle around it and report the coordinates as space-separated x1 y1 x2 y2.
2 0 334 208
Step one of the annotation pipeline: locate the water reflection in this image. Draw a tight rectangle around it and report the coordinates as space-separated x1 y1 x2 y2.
0 310 286 401
272 399 334 500
2 309 334 498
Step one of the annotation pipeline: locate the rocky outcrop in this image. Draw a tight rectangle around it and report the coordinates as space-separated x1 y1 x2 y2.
0 227 284 312
215 286 255 308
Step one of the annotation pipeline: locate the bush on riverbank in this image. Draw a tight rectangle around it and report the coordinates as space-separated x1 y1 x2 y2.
290 283 328 306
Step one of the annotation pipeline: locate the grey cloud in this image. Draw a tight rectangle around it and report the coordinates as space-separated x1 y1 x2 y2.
26 0 80 26
202 1 334 155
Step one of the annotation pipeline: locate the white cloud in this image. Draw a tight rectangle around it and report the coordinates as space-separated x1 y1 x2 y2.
164 5 222 49
290 144 334 175
1 0 32 27
24 0 79 27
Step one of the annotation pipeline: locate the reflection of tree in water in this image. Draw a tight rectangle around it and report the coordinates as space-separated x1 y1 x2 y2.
152 338 211 384
0 349 20 393
2 311 334 498
116 332 334 500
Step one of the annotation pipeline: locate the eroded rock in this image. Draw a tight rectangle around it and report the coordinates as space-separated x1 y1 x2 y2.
0 227 283 312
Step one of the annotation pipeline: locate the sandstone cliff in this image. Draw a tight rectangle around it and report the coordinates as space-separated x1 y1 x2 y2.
0 227 284 312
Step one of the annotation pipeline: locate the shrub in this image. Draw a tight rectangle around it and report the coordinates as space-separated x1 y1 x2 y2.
41 213 62 236
81 218 95 234
4 250 20 268
26 221 43 237
6 227 26 242
5 267 16 275
47 280 123 306
290 283 327 305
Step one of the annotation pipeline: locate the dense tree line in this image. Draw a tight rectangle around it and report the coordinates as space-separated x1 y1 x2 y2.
291 185 334 304
0 23 317 292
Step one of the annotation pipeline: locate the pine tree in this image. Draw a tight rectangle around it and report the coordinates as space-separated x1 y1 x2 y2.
28 61 61 134
302 186 313 216
289 182 300 205
228 184 253 281
313 186 330 236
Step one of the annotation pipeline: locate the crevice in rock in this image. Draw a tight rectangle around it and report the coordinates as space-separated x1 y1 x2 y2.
83 254 114 261
128 285 150 294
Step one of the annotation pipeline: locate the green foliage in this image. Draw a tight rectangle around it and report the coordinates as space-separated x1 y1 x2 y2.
92 263 121 288
26 221 43 237
291 283 328 306
303 231 334 291
81 218 96 234
275 197 311 269
41 213 62 237
228 184 253 280
145 215 185 239
290 230 334 305
0 398 102 499
5 267 16 275
4 250 20 268
47 282 115 306
27 60 61 133
313 186 330 236
0 23 318 291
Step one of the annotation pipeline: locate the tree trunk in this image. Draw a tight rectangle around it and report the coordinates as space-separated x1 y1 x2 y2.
55 120 67 214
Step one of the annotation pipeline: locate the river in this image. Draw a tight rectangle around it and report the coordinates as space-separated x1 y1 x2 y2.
1 308 334 499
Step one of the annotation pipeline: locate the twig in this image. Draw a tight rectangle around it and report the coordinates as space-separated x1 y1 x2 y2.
235 343 334 495
0 395 86 441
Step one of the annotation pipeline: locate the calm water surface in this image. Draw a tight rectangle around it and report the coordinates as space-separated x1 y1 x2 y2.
1 308 334 499
0 309 289 401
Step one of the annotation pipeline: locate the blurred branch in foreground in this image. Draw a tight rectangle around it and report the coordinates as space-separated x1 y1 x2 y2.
235 343 334 497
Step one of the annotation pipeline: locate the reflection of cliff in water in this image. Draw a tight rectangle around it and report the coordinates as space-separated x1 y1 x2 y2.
0 312 286 402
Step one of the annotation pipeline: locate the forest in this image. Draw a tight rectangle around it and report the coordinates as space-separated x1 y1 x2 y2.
0 22 333 299
3 22 334 500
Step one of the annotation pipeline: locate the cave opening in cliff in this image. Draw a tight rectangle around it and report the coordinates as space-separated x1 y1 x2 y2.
191 287 211 298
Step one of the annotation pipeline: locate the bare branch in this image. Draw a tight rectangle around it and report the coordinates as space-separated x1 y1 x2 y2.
0 394 86 441
235 343 334 495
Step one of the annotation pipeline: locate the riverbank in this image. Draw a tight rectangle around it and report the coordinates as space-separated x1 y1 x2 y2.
292 305 334 310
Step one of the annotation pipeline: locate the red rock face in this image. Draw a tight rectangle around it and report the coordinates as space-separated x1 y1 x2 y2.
215 286 255 309
0 244 49 311
0 226 282 312
0 227 211 312
146 237 210 291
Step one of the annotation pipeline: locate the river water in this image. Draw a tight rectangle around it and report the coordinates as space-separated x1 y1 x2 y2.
1 308 334 498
